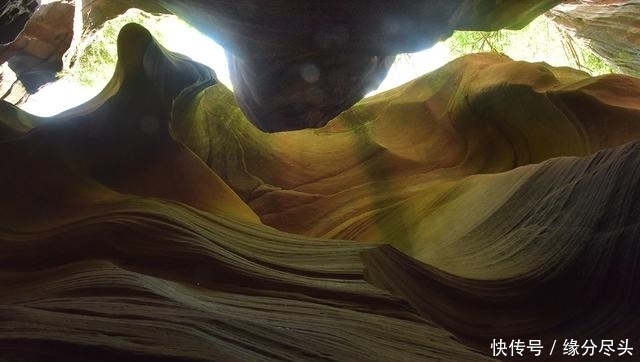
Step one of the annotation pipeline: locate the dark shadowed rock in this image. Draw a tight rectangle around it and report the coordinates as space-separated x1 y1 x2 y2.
156 0 563 131
2 0 563 130
0 1 74 94
0 0 38 44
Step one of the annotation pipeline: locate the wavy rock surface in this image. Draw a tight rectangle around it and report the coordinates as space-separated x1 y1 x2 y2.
2 23 640 362
177 54 640 257
0 23 501 362
363 141 640 359
550 0 640 77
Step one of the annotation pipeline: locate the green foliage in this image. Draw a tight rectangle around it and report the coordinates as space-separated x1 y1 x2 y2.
444 15 616 77
447 31 511 56
72 32 117 86
579 50 617 75
67 9 173 87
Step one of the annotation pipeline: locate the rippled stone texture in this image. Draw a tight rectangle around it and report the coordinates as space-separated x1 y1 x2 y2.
2 22 640 361
0 23 496 362
550 0 640 77
178 54 640 256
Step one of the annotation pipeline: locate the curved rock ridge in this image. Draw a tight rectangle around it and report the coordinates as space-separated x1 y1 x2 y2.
362 140 640 361
0 198 505 362
172 51 640 360
173 53 640 255
0 22 259 223
2 23 640 362
4 0 563 131
1 24 502 362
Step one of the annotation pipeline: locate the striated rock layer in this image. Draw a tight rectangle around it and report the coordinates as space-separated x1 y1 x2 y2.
0 23 496 362
1 24 640 361
180 54 640 252
550 0 640 77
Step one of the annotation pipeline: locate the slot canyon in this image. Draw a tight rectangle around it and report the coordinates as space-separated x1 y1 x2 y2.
1 1 639 361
